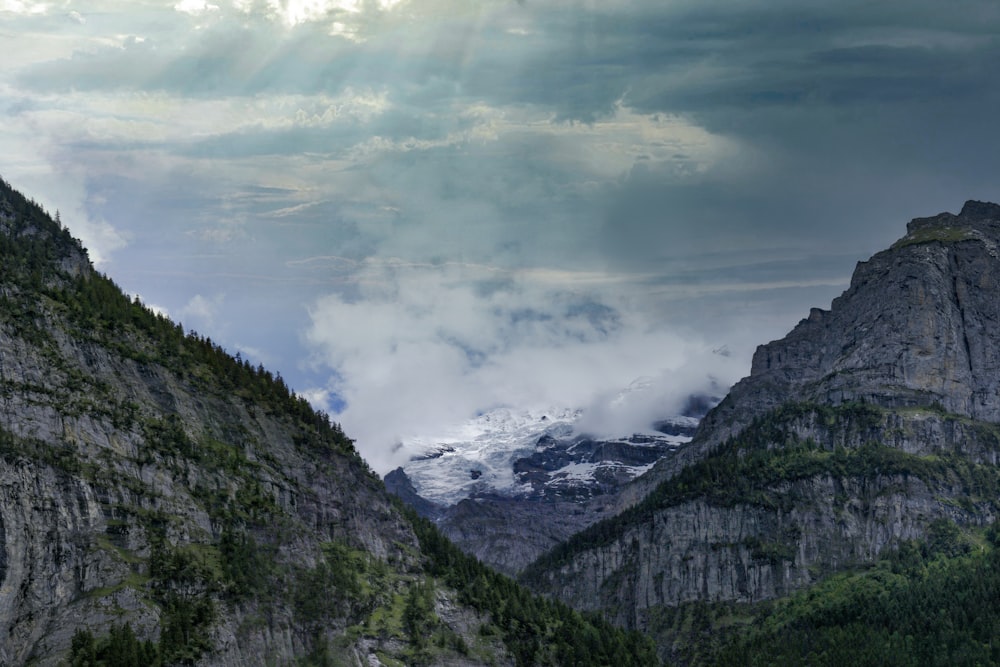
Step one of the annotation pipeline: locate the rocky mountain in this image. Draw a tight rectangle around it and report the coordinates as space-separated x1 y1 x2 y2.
700 199 1000 447
384 402 708 576
521 201 1000 659
0 176 657 666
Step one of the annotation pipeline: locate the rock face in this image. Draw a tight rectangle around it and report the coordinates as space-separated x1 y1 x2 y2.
522 202 1000 637
701 200 1000 447
435 429 701 576
437 495 598 577
384 467 443 519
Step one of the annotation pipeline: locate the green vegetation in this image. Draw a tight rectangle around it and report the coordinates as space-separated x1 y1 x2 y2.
218 527 275 598
68 528 220 666
404 504 662 666
0 176 82 289
633 521 1000 666
891 225 977 250
291 540 387 629
1 176 359 469
69 624 158 667
148 529 218 663
710 522 1000 666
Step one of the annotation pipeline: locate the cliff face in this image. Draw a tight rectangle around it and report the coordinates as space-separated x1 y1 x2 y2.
0 323 411 665
701 200 1000 446
523 202 1000 635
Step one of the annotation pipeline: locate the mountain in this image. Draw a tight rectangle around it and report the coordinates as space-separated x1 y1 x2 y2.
0 176 658 666
384 400 708 575
520 201 1000 661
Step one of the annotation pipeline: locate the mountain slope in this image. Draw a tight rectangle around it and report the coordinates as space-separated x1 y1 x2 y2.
521 201 1000 652
0 176 657 666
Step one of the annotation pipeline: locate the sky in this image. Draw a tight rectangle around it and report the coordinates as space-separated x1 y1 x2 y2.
3 0 1000 472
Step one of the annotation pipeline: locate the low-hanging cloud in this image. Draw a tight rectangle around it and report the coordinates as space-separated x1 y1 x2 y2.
304 261 745 473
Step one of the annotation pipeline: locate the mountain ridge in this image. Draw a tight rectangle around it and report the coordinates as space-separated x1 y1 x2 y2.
521 201 1000 659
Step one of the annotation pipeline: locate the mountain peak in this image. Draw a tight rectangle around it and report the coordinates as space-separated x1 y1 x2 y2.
0 176 658 665
0 175 92 281
687 200 1000 451
959 199 1000 222
905 199 1000 237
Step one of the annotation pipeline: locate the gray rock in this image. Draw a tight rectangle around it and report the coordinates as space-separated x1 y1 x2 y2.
701 200 1000 448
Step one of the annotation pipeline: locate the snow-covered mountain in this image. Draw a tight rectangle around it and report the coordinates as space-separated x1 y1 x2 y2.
394 404 700 507
383 383 721 575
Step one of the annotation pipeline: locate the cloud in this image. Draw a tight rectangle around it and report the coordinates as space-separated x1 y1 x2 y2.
304 261 746 473
179 293 225 332
175 0 220 15
0 0 49 14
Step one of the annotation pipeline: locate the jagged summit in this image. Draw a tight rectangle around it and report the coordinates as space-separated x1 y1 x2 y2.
904 199 1000 237
691 200 1000 448
958 199 1000 221
0 176 91 280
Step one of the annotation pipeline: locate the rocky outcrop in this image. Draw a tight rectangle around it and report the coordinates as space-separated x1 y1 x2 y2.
384 467 443 519
438 495 601 577
0 315 417 664
537 473 979 624
615 201 1000 511
523 202 1000 633
700 200 1000 448
524 403 1000 619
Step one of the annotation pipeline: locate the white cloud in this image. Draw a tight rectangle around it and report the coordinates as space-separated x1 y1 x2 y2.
265 0 403 26
0 0 50 14
234 342 268 364
305 261 744 473
74 215 128 265
179 293 225 332
175 0 220 15
14 89 391 148
297 386 333 411
344 100 733 180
